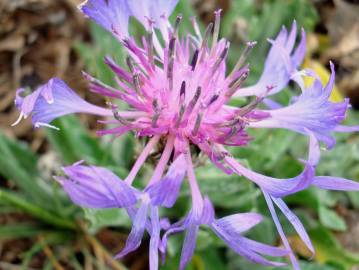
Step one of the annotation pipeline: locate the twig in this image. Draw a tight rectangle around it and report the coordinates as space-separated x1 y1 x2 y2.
0 261 38 270
38 235 64 270
77 221 127 270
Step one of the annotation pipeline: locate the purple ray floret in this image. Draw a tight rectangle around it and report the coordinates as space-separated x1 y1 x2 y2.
162 198 289 270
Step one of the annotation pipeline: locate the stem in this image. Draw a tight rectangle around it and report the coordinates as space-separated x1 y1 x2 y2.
185 144 203 216
148 135 175 186
125 135 160 185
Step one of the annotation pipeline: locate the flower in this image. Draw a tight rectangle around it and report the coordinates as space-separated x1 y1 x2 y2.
161 198 289 270
249 63 350 148
12 78 113 129
56 155 187 270
13 0 359 269
236 20 306 97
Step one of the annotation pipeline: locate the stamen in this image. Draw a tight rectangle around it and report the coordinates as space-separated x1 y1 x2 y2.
82 71 119 92
146 31 155 69
152 99 161 127
126 56 144 97
208 92 220 106
226 70 249 97
211 9 222 53
229 41 257 78
180 81 186 102
126 55 135 73
238 96 264 117
211 42 229 75
186 86 202 115
192 112 203 136
190 16 202 42
34 122 60 130
201 23 213 51
175 81 186 128
11 111 25 126
190 49 199 71
107 102 130 125
167 37 176 91
173 14 183 38
175 104 186 128
227 126 239 140
152 113 161 128
166 15 182 91
133 72 142 94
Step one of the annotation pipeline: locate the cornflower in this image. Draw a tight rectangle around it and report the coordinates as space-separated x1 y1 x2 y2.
13 0 359 269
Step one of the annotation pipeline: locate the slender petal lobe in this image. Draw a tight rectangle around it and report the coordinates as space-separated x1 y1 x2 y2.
14 78 111 129
79 0 130 38
250 63 349 148
313 176 359 191
237 21 306 97
57 163 138 208
147 154 186 207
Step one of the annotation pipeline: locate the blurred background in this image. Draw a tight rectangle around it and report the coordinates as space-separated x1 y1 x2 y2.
0 0 359 269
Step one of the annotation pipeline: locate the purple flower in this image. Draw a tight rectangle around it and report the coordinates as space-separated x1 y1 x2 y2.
236 21 306 97
55 161 139 208
250 63 350 148
56 155 186 270
79 0 179 41
13 1 359 269
79 0 131 38
12 78 113 129
161 198 289 270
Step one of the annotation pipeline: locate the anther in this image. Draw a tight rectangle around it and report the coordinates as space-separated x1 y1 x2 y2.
107 102 130 125
192 112 203 136
82 71 118 92
146 31 155 69
229 41 256 78
226 70 249 97
227 126 238 139
212 42 229 75
187 86 202 114
152 99 161 128
167 37 176 91
152 99 159 111
208 93 220 106
180 81 186 102
238 97 262 117
126 55 135 73
201 22 213 52
173 14 183 38
175 104 186 128
190 16 202 42
211 9 222 53
237 85 274 116
126 56 144 97
190 49 199 71
133 72 142 94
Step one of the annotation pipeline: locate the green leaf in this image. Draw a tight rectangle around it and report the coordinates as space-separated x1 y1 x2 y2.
45 116 106 164
319 206 347 232
0 223 48 240
0 132 52 204
0 188 76 230
75 22 125 86
310 226 359 268
84 208 131 233
196 162 259 210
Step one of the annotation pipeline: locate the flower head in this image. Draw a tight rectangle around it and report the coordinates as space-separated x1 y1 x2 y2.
12 1 359 269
